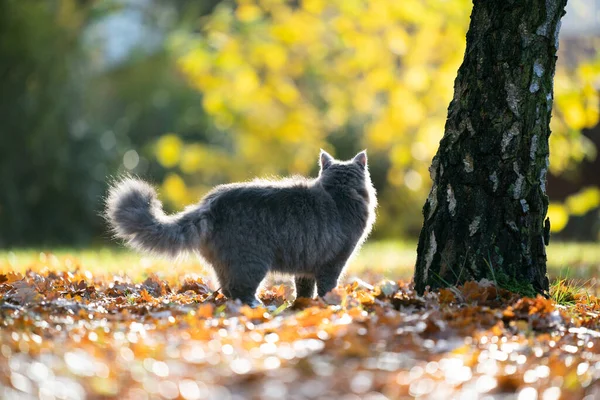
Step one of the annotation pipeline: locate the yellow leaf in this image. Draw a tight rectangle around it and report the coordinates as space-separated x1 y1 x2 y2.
180 144 205 174
155 134 183 168
563 101 587 130
236 4 262 22
565 187 600 217
162 173 188 207
547 203 569 232
301 0 325 14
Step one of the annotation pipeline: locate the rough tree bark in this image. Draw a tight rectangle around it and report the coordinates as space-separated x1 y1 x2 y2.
414 0 568 295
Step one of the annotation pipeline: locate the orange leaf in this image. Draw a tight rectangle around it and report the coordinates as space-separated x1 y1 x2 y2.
439 288 456 304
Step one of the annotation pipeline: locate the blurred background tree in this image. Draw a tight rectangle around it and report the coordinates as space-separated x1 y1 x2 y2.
0 0 100 246
0 0 215 246
0 0 599 247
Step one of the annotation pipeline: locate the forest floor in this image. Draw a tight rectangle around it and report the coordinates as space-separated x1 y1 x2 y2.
0 242 599 399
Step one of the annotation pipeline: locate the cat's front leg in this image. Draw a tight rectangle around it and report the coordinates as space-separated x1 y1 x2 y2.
316 263 347 297
217 259 269 305
315 247 355 297
294 276 316 299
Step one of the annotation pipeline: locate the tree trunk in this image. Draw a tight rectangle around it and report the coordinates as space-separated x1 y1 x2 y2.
414 0 568 295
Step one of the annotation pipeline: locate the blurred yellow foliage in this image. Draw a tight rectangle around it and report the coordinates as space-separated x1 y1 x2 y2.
161 0 599 235
547 203 569 233
552 59 600 173
565 187 600 217
156 134 183 168
161 173 189 206
173 0 468 181
547 187 600 233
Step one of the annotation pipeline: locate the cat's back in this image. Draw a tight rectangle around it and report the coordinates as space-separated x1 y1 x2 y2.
202 175 331 214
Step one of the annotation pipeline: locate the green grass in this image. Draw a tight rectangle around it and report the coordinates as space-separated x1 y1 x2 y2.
0 248 209 280
548 265 595 306
550 277 583 306
1 240 599 284
352 240 600 283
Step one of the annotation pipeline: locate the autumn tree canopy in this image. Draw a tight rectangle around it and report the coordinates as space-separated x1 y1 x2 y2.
1 0 598 244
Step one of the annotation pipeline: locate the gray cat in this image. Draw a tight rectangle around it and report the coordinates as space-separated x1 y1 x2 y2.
105 150 377 304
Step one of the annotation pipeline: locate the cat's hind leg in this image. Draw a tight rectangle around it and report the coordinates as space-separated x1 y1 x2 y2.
294 276 316 299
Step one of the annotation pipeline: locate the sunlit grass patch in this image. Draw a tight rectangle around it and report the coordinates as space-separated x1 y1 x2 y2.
545 242 600 279
1 241 599 284
0 248 210 280
550 273 593 306
347 240 416 279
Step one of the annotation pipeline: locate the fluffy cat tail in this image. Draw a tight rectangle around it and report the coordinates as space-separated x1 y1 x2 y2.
105 177 202 258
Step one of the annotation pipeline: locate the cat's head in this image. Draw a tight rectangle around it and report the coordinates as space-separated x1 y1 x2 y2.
318 150 374 201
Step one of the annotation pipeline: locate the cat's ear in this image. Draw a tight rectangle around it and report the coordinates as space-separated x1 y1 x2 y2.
353 150 367 168
320 149 334 170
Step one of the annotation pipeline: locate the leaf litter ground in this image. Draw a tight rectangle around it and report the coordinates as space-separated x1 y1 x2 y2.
1 253 600 399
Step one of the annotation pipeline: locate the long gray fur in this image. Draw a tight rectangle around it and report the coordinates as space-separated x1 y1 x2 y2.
105 150 377 304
